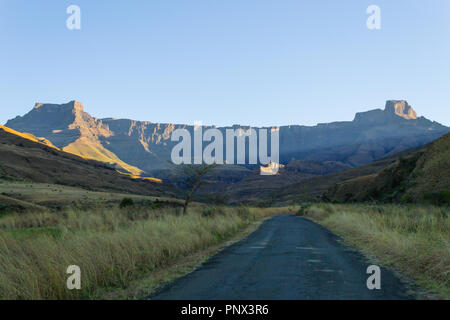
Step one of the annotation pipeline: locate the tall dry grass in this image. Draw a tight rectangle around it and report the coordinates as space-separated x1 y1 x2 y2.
0 205 291 299
301 203 449 298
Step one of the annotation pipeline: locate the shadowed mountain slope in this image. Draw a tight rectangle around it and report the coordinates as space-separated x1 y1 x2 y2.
324 133 450 204
270 145 427 204
0 126 171 197
220 160 353 204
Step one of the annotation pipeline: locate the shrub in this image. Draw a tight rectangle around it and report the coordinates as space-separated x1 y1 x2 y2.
401 193 413 203
119 197 134 209
423 190 450 206
295 203 312 217
440 190 450 205
151 202 162 209
201 208 214 217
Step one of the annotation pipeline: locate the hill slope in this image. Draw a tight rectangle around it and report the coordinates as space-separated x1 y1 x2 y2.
0 126 170 197
221 160 352 203
271 145 426 204
324 133 450 204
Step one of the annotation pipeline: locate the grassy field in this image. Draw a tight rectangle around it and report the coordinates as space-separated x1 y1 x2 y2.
298 203 449 298
0 201 293 300
0 181 178 211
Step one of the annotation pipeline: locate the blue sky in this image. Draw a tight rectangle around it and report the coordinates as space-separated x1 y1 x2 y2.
1 0 449 127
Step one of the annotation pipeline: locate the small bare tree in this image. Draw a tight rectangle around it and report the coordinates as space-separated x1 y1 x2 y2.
174 164 217 214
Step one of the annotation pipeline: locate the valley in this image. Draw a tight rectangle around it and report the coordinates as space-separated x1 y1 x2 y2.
0 99 448 300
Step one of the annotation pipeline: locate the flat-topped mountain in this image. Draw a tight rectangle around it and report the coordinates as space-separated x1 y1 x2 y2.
6 101 143 175
5 100 449 176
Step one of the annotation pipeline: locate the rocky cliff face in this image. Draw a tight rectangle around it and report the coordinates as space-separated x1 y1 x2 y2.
385 100 418 120
5 100 449 174
5 101 143 175
7 101 113 147
278 100 447 165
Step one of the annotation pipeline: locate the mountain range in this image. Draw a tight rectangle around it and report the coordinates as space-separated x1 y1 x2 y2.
5 100 449 179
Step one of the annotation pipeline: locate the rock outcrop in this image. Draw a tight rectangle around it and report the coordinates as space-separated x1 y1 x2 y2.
385 100 418 120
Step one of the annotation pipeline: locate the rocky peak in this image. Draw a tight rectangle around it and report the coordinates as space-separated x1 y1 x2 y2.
5 101 111 148
384 100 418 120
70 100 84 112
354 100 419 123
33 100 83 113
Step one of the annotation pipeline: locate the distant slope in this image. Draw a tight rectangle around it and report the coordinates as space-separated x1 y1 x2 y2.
272 145 426 204
221 160 352 203
0 126 171 197
324 133 450 204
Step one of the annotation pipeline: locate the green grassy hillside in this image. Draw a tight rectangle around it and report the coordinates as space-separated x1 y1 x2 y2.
271 145 425 204
324 133 450 204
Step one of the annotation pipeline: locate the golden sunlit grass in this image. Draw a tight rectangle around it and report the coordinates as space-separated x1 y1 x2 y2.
300 203 449 298
116 171 163 183
0 204 293 299
0 125 58 149
62 137 145 176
